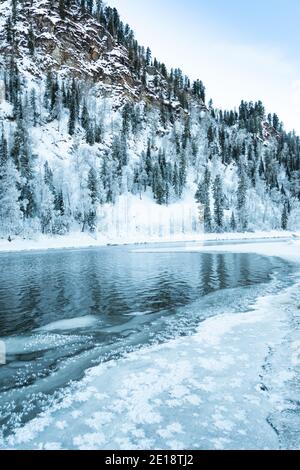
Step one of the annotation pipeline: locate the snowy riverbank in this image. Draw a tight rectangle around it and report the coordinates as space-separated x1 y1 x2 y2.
1 239 300 450
0 229 299 254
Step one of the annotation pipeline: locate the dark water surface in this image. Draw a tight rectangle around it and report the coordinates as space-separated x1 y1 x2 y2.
0 245 294 434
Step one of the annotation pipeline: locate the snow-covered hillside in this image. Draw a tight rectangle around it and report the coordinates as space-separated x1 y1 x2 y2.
0 0 299 242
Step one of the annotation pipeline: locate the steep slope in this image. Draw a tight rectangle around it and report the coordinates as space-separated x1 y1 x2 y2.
0 0 299 241
0 0 198 108
1 0 138 103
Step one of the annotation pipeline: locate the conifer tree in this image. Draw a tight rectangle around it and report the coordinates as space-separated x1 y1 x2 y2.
281 204 288 230
5 17 13 43
40 184 55 234
145 141 152 182
0 128 8 167
88 167 99 205
172 162 180 199
59 0 65 20
213 175 224 231
230 212 237 232
55 190 65 216
28 25 35 56
204 204 212 233
68 96 76 135
237 170 248 231
11 0 17 23
0 160 22 236
195 167 212 232
87 0 94 14
30 89 38 127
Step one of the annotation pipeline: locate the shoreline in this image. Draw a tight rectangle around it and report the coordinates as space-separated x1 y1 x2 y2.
0 230 299 254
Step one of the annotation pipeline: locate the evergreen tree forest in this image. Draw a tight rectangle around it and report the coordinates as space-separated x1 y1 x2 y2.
0 0 299 238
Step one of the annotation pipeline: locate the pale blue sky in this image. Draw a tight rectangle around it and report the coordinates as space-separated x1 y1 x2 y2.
108 0 300 133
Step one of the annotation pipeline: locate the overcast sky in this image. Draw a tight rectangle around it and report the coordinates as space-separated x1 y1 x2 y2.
108 0 300 134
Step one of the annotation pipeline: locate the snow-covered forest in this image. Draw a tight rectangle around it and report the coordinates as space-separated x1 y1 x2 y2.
0 0 300 240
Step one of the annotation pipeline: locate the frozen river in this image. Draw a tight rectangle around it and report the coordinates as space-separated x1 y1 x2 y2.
0 243 298 449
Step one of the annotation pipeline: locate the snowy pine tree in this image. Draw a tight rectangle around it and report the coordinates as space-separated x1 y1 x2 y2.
230 212 237 232
40 184 55 234
213 175 224 231
281 204 289 230
0 160 23 236
237 169 248 231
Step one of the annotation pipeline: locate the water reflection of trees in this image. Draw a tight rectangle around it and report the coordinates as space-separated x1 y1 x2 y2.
0 250 272 337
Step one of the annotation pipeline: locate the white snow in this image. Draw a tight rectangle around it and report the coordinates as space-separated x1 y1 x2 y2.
35 315 98 332
0 227 299 254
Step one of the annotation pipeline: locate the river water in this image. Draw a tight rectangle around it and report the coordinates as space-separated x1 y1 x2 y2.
0 244 295 445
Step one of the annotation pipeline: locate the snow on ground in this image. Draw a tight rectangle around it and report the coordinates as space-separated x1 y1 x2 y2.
134 238 300 264
0 226 299 254
0 192 204 253
0 240 299 449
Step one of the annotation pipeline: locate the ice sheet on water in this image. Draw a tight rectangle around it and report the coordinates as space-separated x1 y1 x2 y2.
35 315 98 332
0 282 270 439
3 332 83 355
260 286 300 450
1 281 299 450
123 310 153 317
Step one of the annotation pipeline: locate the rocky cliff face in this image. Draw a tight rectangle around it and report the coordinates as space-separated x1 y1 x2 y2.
0 0 189 108
0 1 129 101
